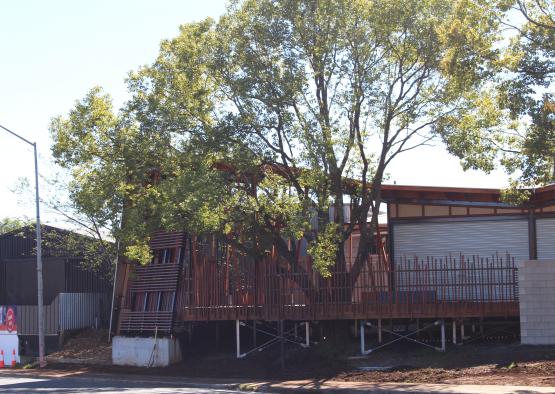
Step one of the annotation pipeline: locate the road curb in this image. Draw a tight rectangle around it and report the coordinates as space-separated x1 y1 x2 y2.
2 369 554 393
0 370 242 391
45 356 112 366
243 382 555 394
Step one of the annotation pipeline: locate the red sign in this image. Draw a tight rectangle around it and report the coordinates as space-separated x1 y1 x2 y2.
5 308 15 333
0 306 17 334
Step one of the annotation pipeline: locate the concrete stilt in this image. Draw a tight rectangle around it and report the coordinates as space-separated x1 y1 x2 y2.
378 319 383 343
452 320 457 344
305 322 310 347
360 320 366 355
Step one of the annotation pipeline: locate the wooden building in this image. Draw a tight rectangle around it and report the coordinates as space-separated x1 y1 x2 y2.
112 183 555 341
385 184 555 262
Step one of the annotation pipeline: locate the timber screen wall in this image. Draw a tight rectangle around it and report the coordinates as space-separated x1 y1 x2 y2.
118 232 519 335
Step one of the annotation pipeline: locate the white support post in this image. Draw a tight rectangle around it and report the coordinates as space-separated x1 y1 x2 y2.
378 319 383 343
440 319 446 352
305 322 310 348
235 320 246 359
279 320 285 369
452 320 457 344
360 320 366 355
236 320 241 359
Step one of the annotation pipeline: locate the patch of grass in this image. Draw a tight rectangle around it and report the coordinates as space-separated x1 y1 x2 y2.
495 361 519 369
238 383 259 391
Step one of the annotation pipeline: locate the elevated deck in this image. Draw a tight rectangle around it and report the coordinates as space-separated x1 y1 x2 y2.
174 253 518 322
118 236 519 334
177 301 519 322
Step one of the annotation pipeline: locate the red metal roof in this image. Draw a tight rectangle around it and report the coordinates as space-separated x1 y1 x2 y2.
380 183 555 207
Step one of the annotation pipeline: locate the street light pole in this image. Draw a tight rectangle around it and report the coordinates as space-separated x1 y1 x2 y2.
32 142 45 368
0 124 46 368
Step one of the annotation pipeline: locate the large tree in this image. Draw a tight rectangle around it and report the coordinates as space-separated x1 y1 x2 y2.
51 0 500 293
496 0 554 189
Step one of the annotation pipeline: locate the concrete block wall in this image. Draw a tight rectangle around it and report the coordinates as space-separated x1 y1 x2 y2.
519 260 555 345
112 336 182 367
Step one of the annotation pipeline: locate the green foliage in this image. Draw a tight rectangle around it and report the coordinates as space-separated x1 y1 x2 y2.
124 241 152 266
12 167 118 276
0 217 30 235
500 182 532 206
495 0 555 187
51 0 503 275
307 223 341 278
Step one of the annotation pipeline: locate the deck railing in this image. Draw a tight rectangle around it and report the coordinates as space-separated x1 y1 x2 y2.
174 253 519 321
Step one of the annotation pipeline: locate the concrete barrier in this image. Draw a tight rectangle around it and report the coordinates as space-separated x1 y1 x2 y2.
112 336 182 367
519 260 555 345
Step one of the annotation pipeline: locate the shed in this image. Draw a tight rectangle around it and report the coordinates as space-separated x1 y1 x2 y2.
0 225 113 355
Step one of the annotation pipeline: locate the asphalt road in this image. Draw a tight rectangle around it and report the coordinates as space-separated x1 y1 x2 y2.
0 375 246 394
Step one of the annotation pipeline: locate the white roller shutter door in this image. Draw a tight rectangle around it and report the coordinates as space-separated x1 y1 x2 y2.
537 217 555 259
393 218 529 263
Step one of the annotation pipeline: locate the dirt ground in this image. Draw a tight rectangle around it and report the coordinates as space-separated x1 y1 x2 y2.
335 343 555 387
45 328 555 387
48 329 111 364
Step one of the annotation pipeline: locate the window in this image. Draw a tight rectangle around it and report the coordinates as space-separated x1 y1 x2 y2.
132 292 146 311
152 248 176 264
159 291 175 311
146 292 159 311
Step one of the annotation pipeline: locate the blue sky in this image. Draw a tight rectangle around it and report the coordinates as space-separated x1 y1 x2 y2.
0 0 509 225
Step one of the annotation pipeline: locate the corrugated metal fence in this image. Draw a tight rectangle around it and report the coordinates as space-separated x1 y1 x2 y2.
18 292 110 335
18 299 59 335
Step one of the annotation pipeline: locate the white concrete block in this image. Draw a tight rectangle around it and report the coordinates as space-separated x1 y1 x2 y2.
523 313 549 328
0 334 20 364
519 260 555 346
523 336 555 345
112 336 182 367
533 322 554 329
